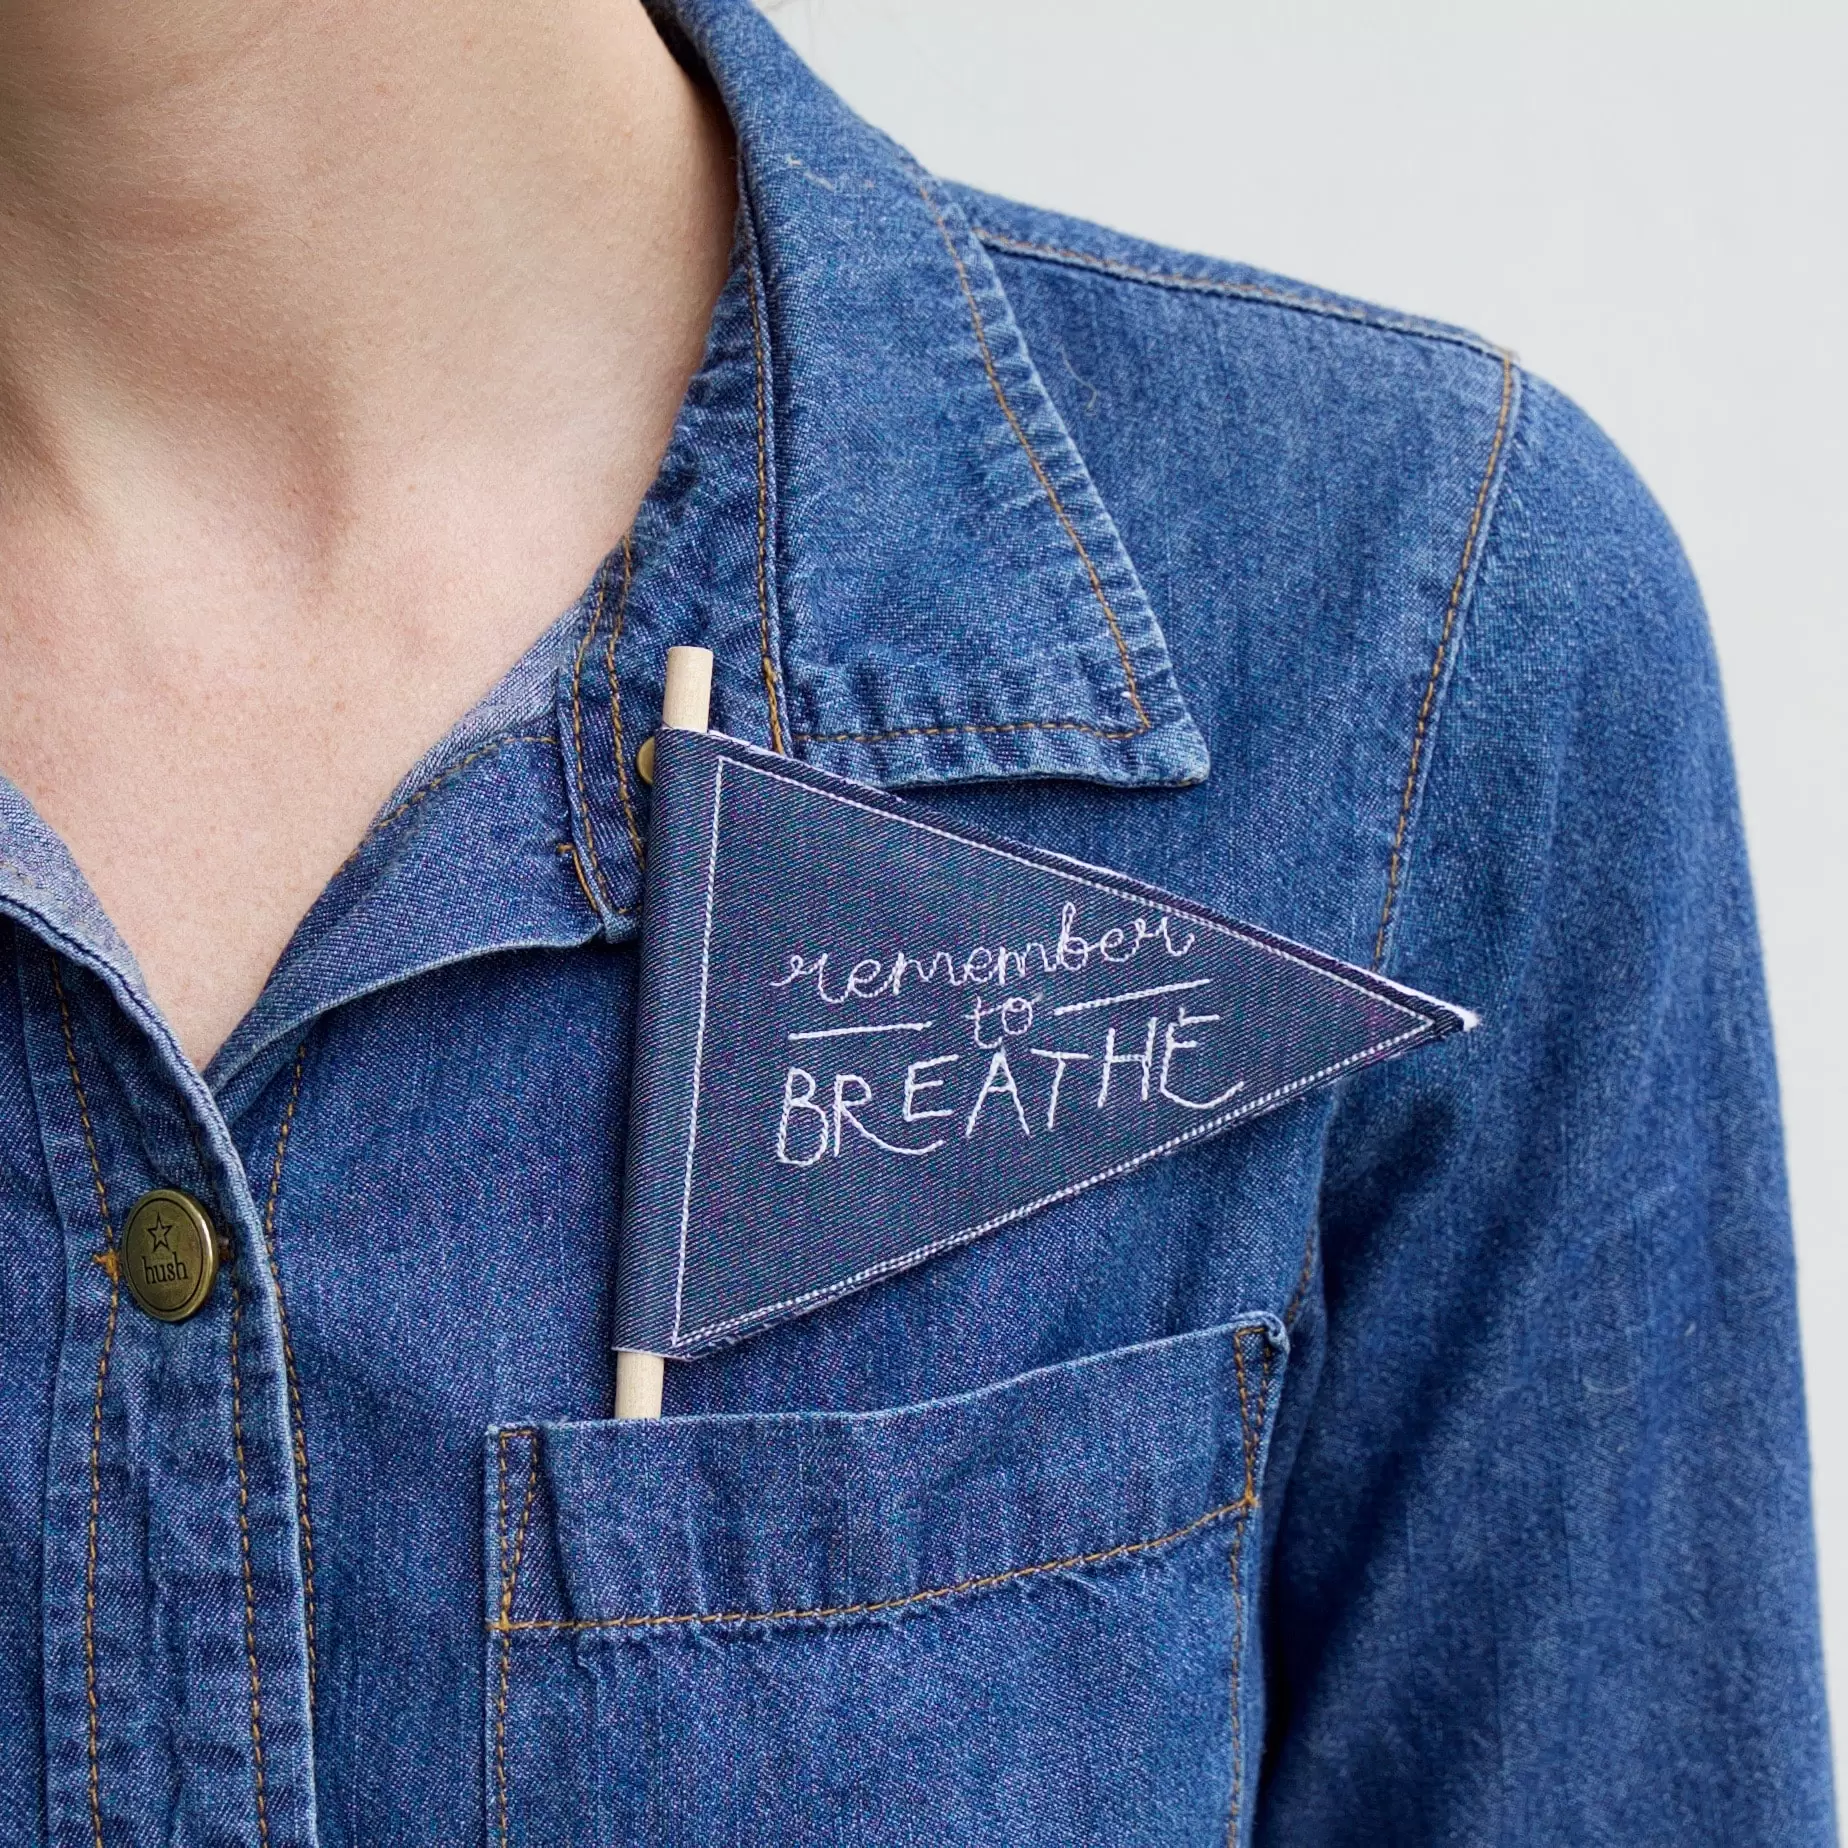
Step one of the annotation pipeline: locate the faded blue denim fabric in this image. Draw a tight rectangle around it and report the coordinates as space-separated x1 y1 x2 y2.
0 0 1831 1843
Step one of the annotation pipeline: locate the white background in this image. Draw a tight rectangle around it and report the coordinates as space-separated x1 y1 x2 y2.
764 0 1848 1779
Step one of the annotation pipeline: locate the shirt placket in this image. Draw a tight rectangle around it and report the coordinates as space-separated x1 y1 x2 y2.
21 944 316 1848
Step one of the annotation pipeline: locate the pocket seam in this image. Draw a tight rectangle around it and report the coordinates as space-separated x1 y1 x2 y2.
1225 1514 1253 1847
490 1487 1258 1637
489 1324 1274 1639
1225 1335 1272 1846
493 1430 541 1848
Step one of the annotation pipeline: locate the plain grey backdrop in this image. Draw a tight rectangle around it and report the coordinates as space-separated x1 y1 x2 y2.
761 0 1848 1780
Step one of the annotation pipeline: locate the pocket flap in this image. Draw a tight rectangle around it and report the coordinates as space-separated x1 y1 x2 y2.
507 1317 1282 1635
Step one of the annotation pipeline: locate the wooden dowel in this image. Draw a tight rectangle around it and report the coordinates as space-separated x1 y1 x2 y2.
613 1350 665 1420
613 646 714 1421
659 645 714 734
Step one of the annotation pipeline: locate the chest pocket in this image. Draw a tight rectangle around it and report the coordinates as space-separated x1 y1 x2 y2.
483 1316 1284 1848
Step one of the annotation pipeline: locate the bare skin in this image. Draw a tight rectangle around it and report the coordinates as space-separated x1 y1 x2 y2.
0 0 735 1066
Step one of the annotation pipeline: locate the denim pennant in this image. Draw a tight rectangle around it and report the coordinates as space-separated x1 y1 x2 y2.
615 731 1474 1356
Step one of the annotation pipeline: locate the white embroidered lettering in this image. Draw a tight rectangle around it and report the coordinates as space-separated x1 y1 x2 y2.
967 996 1006 1049
1158 1011 1247 1111
884 950 955 997
844 958 886 1000
965 1046 1032 1139
788 1021 934 1043
776 1067 831 1166
1053 902 1093 972
903 1054 961 1122
1134 915 1197 959
769 905 1195 1011
1028 1048 1093 1131
1097 1018 1159 1108
967 993 1040 1048
996 944 1048 985
1052 976 1211 1019
833 1073 944 1157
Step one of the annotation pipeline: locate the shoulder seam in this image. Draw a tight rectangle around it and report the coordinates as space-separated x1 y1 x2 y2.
1372 349 1523 968
973 225 1505 362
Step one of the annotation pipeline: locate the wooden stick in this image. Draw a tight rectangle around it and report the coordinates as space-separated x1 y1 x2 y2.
613 646 714 1421
613 1350 665 1420
659 644 714 735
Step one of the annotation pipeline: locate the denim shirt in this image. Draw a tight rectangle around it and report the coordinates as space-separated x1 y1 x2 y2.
0 1 1832 1843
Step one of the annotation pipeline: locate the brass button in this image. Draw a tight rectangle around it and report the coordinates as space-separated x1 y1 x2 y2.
122 1189 224 1323
636 734 657 784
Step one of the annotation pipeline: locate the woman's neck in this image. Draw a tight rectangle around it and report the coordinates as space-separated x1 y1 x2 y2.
0 0 736 1065
0 0 733 518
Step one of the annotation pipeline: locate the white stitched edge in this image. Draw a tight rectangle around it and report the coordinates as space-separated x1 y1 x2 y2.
668 757 728 1346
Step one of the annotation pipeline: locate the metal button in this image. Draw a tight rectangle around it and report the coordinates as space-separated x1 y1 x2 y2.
636 734 657 784
122 1189 224 1323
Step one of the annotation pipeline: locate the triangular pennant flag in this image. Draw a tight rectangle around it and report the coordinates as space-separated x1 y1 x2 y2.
615 730 1474 1357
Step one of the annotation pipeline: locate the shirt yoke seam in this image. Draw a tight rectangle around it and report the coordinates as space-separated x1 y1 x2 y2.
972 225 1506 363
1372 348 1519 968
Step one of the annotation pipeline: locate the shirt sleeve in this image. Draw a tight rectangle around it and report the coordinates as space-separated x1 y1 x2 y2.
1256 376 1836 1846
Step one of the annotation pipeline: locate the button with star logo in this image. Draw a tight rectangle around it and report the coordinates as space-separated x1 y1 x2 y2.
121 1189 224 1322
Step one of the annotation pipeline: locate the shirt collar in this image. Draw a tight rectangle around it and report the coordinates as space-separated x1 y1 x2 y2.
632 0 1208 795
